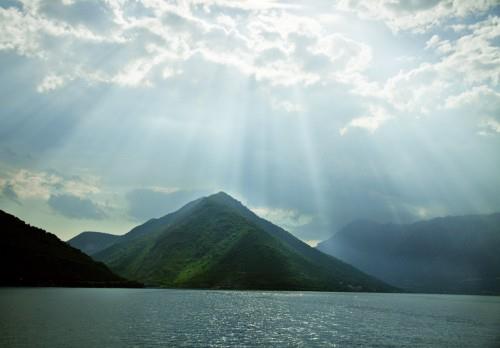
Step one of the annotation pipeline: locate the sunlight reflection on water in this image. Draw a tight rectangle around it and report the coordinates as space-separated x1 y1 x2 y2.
0 288 499 347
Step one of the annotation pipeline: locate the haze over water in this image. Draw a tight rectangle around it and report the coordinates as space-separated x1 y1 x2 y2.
1 288 499 347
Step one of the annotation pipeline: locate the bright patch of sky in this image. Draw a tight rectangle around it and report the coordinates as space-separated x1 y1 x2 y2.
1 0 499 241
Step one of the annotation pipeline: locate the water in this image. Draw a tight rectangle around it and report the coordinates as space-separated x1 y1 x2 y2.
0 289 499 347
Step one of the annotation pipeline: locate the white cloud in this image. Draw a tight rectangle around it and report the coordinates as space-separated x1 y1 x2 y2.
251 206 314 231
112 58 156 87
0 0 498 136
0 0 375 92
187 0 299 11
305 239 320 247
0 5 121 58
374 16 500 124
310 33 372 73
382 63 450 114
63 177 101 198
0 7 43 57
340 106 392 135
5 169 60 200
336 0 498 33
0 168 100 200
37 74 67 93
445 85 500 110
271 98 304 113
425 34 451 52
425 34 441 49
480 118 500 133
148 186 180 194
162 66 182 79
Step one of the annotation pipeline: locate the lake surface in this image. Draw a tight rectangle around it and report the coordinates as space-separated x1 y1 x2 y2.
0 289 499 347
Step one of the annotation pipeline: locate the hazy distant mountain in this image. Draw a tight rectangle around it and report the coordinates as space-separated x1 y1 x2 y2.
68 231 120 255
317 214 500 295
91 192 393 292
0 210 141 287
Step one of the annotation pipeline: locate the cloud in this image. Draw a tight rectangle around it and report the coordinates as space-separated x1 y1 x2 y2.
479 118 500 134
3 169 61 200
270 97 304 113
445 85 500 112
305 239 320 247
48 193 106 219
251 206 314 231
0 4 117 58
354 15 500 128
0 0 375 92
340 106 392 135
36 74 67 93
0 168 100 200
336 0 499 33
1 182 20 203
425 34 440 49
309 33 372 74
0 1 499 242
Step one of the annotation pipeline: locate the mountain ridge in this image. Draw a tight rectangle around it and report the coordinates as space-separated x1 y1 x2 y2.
89 192 393 292
317 212 500 295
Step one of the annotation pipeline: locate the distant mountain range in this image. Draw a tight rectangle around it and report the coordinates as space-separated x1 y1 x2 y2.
7 192 498 294
0 210 141 287
317 213 500 295
69 192 392 292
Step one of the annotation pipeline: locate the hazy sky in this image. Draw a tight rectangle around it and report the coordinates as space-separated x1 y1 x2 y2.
1 0 499 244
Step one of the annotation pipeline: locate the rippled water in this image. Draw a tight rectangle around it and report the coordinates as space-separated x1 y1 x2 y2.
1 289 499 347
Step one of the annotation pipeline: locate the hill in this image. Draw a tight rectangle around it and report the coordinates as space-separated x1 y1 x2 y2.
0 209 141 287
90 192 393 292
317 214 500 295
68 197 205 256
68 231 120 255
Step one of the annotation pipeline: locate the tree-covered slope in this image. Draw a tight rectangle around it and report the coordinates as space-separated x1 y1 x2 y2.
0 210 141 287
317 214 500 295
94 192 393 292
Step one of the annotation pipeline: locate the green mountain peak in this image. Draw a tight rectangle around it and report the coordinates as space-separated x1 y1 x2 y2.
85 194 392 292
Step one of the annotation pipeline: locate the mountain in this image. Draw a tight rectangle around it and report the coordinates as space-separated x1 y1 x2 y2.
0 209 141 287
90 192 393 292
317 214 500 295
68 231 120 255
68 197 205 256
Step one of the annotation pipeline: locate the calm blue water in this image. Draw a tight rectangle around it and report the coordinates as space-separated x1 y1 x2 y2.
0 289 499 347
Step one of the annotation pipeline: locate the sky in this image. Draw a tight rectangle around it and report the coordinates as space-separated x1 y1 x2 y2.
0 0 499 245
